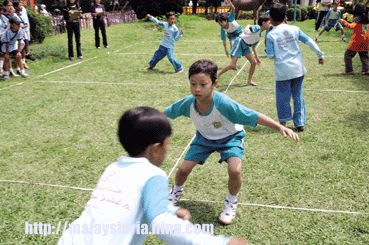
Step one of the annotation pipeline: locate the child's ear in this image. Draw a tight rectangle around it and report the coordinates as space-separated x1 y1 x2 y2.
213 79 219 87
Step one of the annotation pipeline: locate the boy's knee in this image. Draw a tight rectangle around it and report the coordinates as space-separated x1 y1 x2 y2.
178 165 192 176
228 168 242 179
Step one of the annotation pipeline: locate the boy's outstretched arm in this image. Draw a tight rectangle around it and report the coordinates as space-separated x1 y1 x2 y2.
225 0 236 12
298 29 324 65
256 114 300 142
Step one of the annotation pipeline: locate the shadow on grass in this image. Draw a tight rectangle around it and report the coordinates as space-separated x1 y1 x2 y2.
321 73 369 92
179 200 227 227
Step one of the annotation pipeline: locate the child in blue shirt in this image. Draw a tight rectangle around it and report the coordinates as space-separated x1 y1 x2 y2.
167 60 300 225
314 1 346 42
215 0 243 57
217 15 271 86
1 16 28 80
266 3 324 131
58 106 248 245
145 12 184 73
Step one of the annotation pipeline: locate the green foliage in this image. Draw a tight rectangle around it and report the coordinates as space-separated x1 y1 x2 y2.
132 0 185 19
300 6 308 21
25 5 53 44
29 43 67 59
287 7 301 21
306 5 315 19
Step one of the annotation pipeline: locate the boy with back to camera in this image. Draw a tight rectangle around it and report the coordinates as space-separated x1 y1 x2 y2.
58 106 249 245
266 3 324 132
166 60 300 225
145 12 184 73
313 1 346 42
217 15 272 86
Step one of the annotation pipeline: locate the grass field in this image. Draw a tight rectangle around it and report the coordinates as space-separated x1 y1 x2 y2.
0 15 368 244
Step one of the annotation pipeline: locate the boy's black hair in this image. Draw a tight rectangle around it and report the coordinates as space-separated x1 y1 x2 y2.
215 12 228 23
270 3 286 22
3 0 11 7
165 11 175 19
353 2 368 24
0 6 5 11
118 107 172 157
13 1 21 8
188 60 218 84
258 15 270 26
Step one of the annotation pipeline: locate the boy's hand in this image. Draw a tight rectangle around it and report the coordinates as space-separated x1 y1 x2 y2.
225 50 229 57
146 14 151 19
279 126 300 142
319 58 324 65
225 0 231 5
175 208 192 221
180 30 184 35
255 57 261 65
244 25 251 34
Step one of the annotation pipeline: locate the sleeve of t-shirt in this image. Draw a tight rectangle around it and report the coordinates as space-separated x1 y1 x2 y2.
265 35 275 58
338 10 342 20
150 16 165 27
250 25 261 33
164 96 193 119
215 93 259 127
228 11 235 22
1 30 7 43
220 27 226 40
142 175 178 224
326 9 331 19
17 29 24 40
299 29 324 59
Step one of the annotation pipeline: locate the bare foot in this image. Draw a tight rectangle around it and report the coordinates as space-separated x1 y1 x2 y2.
145 66 153 70
247 81 257 86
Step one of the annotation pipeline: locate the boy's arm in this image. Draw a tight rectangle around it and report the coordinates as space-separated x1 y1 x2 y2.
251 45 261 64
146 14 165 27
225 0 235 12
228 10 236 22
256 114 300 142
223 39 229 57
174 29 183 41
298 29 324 63
339 19 356 29
265 36 275 59
164 96 193 119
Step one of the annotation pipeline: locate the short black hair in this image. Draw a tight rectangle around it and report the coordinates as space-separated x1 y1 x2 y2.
188 60 218 84
270 3 286 22
258 15 270 26
353 2 368 24
3 0 11 7
215 12 228 23
13 1 21 8
118 107 172 157
0 6 5 11
165 11 175 19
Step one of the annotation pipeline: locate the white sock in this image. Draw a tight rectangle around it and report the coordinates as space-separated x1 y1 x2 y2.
20 69 25 75
22 59 26 64
9 68 13 72
16 67 20 72
227 193 238 203
4 71 9 76
173 184 183 191
0 60 4 70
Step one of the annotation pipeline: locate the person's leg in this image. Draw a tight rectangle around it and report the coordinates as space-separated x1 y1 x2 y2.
315 11 325 31
229 39 235 49
314 29 325 41
244 53 257 86
3 53 11 80
218 56 238 77
166 48 183 72
99 19 108 47
93 19 100 48
74 22 82 58
291 76 306 129
15 51 28 77
276 80 293 124
344 49 356 74
358 51 369 74
67 22 74 58
147 45 167 69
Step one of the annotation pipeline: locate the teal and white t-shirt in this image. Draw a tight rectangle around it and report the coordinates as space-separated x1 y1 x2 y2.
240 25 262 45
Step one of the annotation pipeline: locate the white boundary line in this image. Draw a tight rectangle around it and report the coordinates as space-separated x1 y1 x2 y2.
115 52 226 56
0 82 24 91
1 179 367 215
34 80 185 87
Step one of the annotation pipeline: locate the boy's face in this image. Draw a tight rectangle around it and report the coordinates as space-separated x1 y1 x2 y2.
189 73 218 103
15 4 22 11
167 15 175 26
218 20 229 29
95 0 101 5
261 20 272 31
11 23 20 31
332 4 338 10
151 136 170 167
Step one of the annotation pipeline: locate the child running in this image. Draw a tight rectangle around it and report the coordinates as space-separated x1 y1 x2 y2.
266 3 324 131
57 106 249 245
339 3 369 75
166 60 300 225
217 15 271 86
215 0 243 57
145 12 184 73
314 1 346 42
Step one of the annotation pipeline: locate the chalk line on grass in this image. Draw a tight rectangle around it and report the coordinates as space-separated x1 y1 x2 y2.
0 82 24 91
1 179 367 215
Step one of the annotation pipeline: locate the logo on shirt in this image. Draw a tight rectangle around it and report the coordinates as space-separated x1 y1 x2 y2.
363 24 369 34
213 121 222 129
283 31 288 36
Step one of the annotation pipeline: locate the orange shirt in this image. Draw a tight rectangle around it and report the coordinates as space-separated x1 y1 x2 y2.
341 20 369 52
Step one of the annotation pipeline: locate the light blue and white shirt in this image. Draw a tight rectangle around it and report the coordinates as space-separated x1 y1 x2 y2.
19 7 30 33
266 24 324 81
0 16 7 38
58 156 231 245
240 25 262 45
165 91 259 141
149 16 182 49
220 11 243 40
1 27 24 52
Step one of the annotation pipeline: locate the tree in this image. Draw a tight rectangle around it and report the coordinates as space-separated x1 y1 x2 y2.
131 0 185 19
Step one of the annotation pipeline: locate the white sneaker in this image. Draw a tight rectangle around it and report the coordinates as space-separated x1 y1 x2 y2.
168 185 183 206
313 37 318 42
10 70 19 77
218 198 237 225
21 73 29 78
342 36 346 42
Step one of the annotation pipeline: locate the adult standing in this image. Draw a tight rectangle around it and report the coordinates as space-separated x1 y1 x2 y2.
63 0 83 60
91 0 109 49
315 0 332 31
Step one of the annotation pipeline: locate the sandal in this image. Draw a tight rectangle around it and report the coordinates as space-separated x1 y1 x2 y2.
341 71 354 75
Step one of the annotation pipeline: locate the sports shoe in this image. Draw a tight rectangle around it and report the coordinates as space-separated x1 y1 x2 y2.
104 45 109 48
69 57 74 61
168 185 183 206
280 121 286 126
313 37 318 42
78 56 84 59
3 75 9 81
296 126 305 132
10 70 19 77
26 53 36 61
97 47 101 49
219 198 237 225
21 73 29 78
24 63 30 70
342 36 346 42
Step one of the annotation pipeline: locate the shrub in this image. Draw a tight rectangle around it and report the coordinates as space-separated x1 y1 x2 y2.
300 6 308 21
25 5 53 44
29 43 67 59
306 5 315 19
287 7 301 21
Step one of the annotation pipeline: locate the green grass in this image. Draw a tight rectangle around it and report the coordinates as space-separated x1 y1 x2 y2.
0 16 368 244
